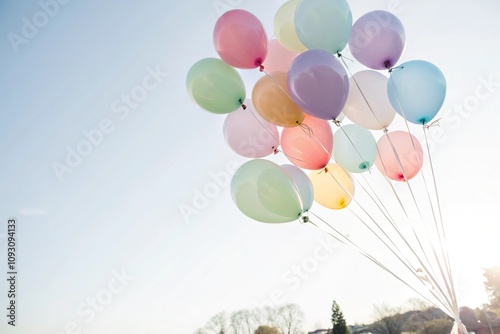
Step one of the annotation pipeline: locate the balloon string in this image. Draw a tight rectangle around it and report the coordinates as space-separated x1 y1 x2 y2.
274 147 307 163
388 71 457 309
388 72 422 159
261 69 294 102
346 207 455 316
326 166 453 311
362 139 456 311
423 125 460 315
245 104 280 148
298 123 335 166
338 54 385 130
308 212 453 315
384 131 425 218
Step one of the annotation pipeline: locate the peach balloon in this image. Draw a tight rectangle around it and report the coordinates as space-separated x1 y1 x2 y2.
281 114 333 170
263 39 299 73
252 71 305 127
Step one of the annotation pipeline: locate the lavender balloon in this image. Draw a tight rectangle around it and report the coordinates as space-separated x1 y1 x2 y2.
348 10 405 70
287 49 349 120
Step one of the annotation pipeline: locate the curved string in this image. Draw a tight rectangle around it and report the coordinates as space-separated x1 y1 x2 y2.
308 212 454 315
388 69 458 315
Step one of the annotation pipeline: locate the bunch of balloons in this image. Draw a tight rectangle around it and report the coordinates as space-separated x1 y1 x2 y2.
186 0 447 224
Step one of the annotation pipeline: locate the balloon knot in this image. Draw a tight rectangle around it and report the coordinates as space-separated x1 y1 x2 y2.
336 52 342 58
259 64 264 72
333 119 341 127
324 167 329 173
383 127 389 133
301 215 310 223
241 103 247 110
273 148 279 155
424 118 441 129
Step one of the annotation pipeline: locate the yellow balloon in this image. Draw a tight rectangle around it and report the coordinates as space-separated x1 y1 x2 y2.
273 0 307 53
309 164 354 209
252 72 305 127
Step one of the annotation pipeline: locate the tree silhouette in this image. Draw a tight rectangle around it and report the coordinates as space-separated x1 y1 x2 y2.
331 300 348 334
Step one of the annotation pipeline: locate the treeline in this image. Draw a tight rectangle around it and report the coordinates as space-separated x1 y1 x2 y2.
194 303 305 334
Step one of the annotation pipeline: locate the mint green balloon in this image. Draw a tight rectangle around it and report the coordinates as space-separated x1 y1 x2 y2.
294 0 353 53
333 124 377 173
186 58 246 114
231 159 303 223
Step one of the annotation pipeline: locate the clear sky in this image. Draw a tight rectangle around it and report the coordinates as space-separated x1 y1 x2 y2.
1 0 499 333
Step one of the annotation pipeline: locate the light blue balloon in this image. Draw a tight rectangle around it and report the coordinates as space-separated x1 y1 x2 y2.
294 0 352 53
387 60 446 125
333 124 377 173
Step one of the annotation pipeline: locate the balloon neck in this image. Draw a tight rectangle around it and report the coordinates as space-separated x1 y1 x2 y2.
384 60 392 69
256 60 264 72
241 103 247 110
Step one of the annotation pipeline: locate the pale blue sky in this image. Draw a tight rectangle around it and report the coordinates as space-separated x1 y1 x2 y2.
1 0 499 333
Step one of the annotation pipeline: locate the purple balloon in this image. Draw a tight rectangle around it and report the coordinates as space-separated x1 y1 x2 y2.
348 10 405 70
287 49 349 120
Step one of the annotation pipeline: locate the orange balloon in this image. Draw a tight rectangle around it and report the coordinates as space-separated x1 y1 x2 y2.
252 71 305 127
309 164 354 210
281 114 333 170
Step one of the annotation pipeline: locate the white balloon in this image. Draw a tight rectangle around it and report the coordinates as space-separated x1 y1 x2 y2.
343 70 396 130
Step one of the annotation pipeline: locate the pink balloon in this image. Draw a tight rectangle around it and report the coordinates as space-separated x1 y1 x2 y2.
263 39 299 73
213 10 268 69
223 99 280 158
281 114 333 170
375 131 423 182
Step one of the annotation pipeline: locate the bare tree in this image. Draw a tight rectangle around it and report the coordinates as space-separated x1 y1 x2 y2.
275 303 305 334
231 310 245 334
231 309 260 334
206 311 228 334
260 306 279 328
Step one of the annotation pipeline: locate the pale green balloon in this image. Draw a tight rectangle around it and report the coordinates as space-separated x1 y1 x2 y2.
294 0 353 53
333 124 377 173
231 159 303 223
186 58 246 114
